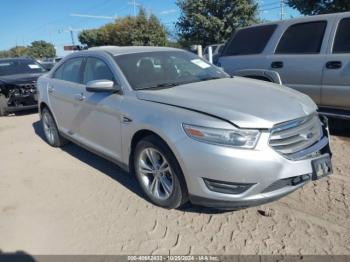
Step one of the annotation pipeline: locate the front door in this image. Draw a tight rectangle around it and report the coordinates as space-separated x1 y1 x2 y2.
322 17 350 110
268 21 328 104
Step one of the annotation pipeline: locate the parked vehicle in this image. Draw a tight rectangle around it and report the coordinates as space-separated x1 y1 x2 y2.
37 46 332 209
0 57 47 116
40 57 63 71
218 12 350 119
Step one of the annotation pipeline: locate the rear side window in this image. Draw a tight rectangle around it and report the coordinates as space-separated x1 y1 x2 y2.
276 21 327 54
53 58 84 83
223 24 277 56
333 18 350 53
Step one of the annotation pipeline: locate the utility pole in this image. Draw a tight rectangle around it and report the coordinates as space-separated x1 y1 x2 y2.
133 0 136 16
69 27 75 46
128 0 139 16
280 0 285 20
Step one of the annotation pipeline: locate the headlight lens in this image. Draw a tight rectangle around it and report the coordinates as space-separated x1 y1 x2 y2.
183 124 260 149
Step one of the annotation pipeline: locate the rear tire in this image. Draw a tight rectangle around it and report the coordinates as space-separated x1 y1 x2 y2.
134 135 188 209
0 95 8 116
41 107 68 147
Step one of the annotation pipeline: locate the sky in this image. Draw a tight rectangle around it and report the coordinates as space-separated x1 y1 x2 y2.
0 0 301 56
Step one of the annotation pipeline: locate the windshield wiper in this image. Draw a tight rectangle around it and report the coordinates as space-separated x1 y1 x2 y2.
137 82 183 90
198 76 224 82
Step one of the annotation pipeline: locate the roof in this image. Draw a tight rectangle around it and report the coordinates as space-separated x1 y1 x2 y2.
246 11 350 29
87 46 180 56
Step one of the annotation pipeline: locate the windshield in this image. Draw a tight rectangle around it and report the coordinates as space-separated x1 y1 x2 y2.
114 51 229 90
0 59 46 76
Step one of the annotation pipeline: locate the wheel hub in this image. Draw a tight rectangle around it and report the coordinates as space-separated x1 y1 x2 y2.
138 148 174 201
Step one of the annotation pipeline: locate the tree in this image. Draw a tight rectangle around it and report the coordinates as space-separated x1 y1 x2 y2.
286 0 350 15
176 0 258 47
27 41 56 59
0 46 28 58
79 9 168 47
0 41 55 59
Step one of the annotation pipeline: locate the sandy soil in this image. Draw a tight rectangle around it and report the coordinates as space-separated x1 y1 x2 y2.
0 112 349 255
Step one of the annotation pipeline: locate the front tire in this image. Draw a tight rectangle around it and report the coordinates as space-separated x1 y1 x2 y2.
134 135 188 209
41 107 68 147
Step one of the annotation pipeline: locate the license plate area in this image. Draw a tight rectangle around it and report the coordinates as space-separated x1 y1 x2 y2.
311 154 332 181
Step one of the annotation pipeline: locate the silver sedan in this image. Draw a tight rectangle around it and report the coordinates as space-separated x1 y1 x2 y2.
37 46 332 209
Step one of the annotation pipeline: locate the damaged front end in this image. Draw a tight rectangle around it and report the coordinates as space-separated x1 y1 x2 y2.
0 81 38 114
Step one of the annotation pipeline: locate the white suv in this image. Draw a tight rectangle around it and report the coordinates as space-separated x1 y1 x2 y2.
218 12 350 119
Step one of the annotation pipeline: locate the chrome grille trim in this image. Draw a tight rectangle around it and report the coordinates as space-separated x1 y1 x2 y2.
269 114 325 160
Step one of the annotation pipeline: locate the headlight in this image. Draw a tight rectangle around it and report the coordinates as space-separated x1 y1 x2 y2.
183 124 260 149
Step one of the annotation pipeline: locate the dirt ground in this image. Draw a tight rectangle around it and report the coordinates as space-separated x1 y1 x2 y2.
0 112 349 255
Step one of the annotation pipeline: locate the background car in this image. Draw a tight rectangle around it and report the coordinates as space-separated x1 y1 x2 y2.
0 57 47 116
218 12 350 120
39 57 63 71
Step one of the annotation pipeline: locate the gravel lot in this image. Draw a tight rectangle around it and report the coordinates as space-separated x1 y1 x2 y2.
0 112 349 255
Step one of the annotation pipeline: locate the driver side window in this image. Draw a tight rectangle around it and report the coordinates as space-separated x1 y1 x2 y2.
83 57 115 84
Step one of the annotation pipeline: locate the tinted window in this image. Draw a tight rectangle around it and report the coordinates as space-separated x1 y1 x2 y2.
114 51 229 90
83 58 114 84
333 18 350 53
223 24 277 56
276 21 327 54
53 58 83 83
0 59 46 76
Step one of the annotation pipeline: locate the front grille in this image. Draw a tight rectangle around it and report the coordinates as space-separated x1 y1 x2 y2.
269 114 324 160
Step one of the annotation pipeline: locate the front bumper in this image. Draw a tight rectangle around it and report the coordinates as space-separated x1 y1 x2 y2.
5 93 38 113
175 130 331 209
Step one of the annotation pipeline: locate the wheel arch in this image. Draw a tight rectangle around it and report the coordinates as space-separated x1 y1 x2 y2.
234 69 282 85
129 129 168 173
128 128 189 203
39 101 49 116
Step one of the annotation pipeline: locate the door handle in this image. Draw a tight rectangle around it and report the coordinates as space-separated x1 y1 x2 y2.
326 61 342 69
74 93 86 101
271 61 283 69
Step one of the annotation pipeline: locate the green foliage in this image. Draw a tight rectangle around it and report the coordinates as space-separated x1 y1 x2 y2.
79 9 168 47
0 41 56 59
176 0 258 47
286 0 350 15
0 46 28 58
27 41 56 59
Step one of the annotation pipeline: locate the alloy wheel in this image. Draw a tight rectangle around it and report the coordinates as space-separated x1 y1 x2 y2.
43 112 56 145
138 148 174 200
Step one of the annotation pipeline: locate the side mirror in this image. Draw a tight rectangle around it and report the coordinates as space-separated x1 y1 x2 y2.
86 80 120 93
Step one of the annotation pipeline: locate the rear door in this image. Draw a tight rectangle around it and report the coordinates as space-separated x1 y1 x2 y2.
322 16 350 110
268 21 328 104
73 56 123 161
218 24 278 75
49 57 85 134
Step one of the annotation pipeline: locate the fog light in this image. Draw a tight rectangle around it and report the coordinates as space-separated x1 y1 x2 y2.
203 178 254 195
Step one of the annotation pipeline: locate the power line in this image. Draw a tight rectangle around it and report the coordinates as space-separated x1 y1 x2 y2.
70 13 116 20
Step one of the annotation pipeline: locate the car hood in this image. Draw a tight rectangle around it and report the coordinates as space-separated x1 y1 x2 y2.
136 77 317 129
0 73 43 85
